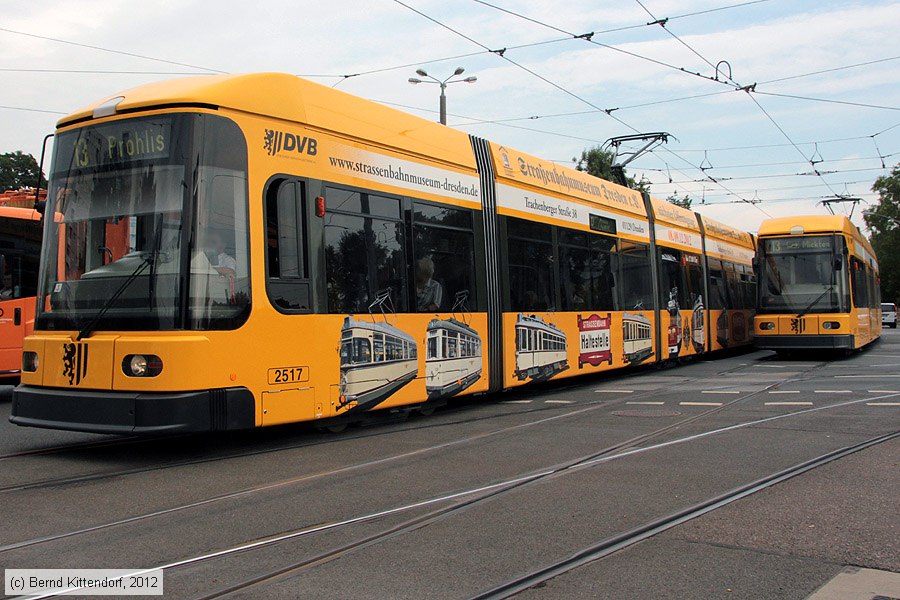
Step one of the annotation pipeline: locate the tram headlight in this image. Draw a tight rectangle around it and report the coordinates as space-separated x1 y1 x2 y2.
759 322 775 331
130 355 148 376
123 354 163 377
22 351 38 372
822 321 840 330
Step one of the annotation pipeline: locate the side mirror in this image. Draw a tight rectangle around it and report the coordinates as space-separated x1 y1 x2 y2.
833 254 843 271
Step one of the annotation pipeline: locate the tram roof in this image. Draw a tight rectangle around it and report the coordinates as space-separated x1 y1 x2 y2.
757 215 873 253
650 197 699 232
622 312 651 325
699 214 754 248
58 72 477 171
427 317 479 337
516 313 565 335
342 316 416 343
0 205 41 221
758 215 861 237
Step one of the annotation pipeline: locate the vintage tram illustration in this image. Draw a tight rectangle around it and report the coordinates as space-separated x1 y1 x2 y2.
514 314 569 382
338 316 418 413
623 312 653 364
666 288 683 358
425 317 483 400
691 295 705 354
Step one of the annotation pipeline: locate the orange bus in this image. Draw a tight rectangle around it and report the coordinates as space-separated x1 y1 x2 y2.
0 205 42 379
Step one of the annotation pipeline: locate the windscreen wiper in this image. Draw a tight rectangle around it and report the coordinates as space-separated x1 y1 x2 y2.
796 286 833 320
76 254 153 341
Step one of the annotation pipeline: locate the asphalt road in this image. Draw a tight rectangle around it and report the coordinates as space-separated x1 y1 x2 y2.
0 329 898 599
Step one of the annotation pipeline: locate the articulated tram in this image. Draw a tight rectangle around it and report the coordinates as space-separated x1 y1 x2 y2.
755 215 881 351
12 72 762 434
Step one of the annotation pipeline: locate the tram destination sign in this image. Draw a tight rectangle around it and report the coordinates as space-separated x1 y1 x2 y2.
766 236 833 253
589 213 617 235
54 119 172 173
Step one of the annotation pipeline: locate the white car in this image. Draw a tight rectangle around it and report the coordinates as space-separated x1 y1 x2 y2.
883 303 898 328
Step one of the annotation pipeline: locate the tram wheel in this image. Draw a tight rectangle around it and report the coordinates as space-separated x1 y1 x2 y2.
317 422 347 433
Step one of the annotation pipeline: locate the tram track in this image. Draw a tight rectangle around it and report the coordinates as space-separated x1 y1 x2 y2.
0 433 186 461
185 394 899 600
0 353 794 555
20 386 894 600
469 429 900 600
0 352 765 495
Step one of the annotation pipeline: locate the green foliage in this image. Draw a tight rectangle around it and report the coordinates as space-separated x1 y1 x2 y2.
865 163 900 304
574 146 649 193
0 151 46 192
666 192 692 209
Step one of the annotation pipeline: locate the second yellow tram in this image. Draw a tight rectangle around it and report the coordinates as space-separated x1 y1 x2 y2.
755 215 881 351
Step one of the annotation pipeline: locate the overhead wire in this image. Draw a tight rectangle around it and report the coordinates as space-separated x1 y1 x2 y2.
752 91 900 112
406 0 772 215
2 6 891 215
0 27 226 74
0 68 212 75
465 0 891 212
632 0 847 201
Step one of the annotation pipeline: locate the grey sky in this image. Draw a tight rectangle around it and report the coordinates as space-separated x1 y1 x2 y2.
1 0 898 232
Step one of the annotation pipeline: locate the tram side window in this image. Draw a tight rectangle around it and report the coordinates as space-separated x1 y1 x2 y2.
412 202 476 312
850 257 868 309
507 218 555 312
740 265 756 309
618 243 653 310
0 217 41 299
558 229 617 312
684 254 703 309
866 265 877 309
659 250 688 311
725 265 741 310
264 179 310 312
707 259 726 310
325 188 406 314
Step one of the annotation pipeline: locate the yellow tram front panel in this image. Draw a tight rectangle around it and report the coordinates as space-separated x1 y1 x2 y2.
755 215 880 352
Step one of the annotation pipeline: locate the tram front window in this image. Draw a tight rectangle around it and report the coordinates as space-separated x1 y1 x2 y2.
36 114 250 333
759 235 848 314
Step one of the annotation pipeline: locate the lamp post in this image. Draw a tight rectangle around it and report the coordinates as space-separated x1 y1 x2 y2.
408 66 477 125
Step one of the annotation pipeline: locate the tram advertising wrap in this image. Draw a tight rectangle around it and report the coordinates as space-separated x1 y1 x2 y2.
12 73 766 434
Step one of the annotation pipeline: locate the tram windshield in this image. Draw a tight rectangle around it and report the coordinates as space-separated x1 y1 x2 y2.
36 113 250 332
758 234 850 314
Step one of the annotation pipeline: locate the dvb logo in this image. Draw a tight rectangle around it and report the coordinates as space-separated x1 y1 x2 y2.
264 129 318 157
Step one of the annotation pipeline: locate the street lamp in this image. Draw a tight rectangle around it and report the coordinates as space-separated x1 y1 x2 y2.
408 66 477 125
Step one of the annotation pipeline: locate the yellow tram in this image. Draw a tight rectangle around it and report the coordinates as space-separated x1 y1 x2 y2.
12 73 759 433
755 215 881 351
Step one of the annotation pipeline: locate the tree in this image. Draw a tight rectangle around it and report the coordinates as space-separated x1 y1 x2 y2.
666 192 692 209
573 146 649 193
0 151 46 192
865 163 900 304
